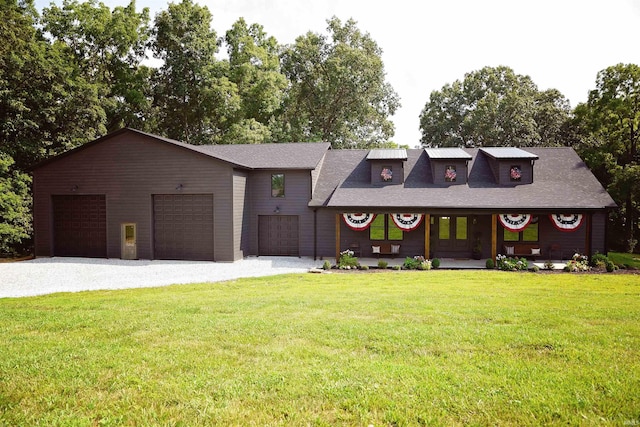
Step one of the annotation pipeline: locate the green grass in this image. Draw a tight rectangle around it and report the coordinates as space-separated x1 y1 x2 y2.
609 251 640 269
1 271 639 426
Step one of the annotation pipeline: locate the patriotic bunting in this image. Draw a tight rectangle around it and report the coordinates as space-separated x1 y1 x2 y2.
498 213 532 232
390 213 424 231
549 214 584 232
342 213 376 231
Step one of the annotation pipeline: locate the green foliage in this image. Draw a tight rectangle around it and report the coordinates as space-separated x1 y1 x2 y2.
403 256 431 270
544 260 555 270
608 251 640 269
280 17 400 148
590 252 609 268
0 153 32 254
419 66 572 147
337 249 358 269
431 258 440 269
0 273 638 425
322 260 331 270
565 253 590 272
377 260 388 269
496 254 528 271
485 258 495 269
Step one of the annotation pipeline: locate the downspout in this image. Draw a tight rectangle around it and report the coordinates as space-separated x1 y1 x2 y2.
313 208 317 260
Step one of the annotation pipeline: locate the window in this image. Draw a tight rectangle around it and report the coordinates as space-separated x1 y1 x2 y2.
510 165 522 182
456 217 467 240
439 217 450 240
445 165 457 182
370 214 403 240
503 222 538 242
271 174 284 197
380 166 393 182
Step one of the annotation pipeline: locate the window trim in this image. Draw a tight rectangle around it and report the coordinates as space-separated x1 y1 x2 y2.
271 173 285 198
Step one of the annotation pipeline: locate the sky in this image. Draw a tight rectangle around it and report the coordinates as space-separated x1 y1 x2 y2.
35 0 640 147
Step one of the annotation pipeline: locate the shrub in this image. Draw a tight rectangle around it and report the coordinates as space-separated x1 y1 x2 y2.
377 260 388 269
590 252 609 269
338 249 359 269
485 258 495 269
403 256 431 270
544 260 555 270
392 265 401 270
606 260 615 273
530 265 540 272
496 254 528 271
417 260 432 271
322 260 331 270
432 258 441 269
359 264 369 271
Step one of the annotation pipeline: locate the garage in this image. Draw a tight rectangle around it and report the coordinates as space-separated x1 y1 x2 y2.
258 215 299 256
153 194 214 260
52 195 107 257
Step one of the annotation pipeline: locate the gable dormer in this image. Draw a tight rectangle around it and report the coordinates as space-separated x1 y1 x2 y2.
366 149 407 185
424 147 472 185
480 147 539 185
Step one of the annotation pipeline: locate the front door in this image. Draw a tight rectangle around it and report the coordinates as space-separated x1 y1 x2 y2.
121 223 137 260
435 216 470 257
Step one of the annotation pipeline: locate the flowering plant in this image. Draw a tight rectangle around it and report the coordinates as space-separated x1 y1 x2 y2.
381 167 393 181
444 166 457 182
496 254 528 271
402 255 432 270
510 166 522 181
338 249 359 269
564 253 590 272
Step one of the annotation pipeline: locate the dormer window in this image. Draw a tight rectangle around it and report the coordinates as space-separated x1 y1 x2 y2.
366 149 407 185
480 148 538 185
445 165 457 182
424 148 471 185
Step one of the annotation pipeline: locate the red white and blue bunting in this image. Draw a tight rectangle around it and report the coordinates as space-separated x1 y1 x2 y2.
549 214 584 232
390 213 424 231
499 213 532 232
342 213 376 231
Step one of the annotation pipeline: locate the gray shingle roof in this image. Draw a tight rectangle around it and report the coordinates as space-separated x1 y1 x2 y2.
194 142 331 169
311 147 615 211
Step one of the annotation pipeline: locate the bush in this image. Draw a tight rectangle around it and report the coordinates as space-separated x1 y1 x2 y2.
377 260 388 269
590 252 609 269
392 265 401 270
432 258 440 269
496 254 528 271
485 258 495 269
565 253 590 272
544 260 555 270
606 260 615 273
530 265 540 272
322 260 331 270
402 256 420 270
338 249 359 269
359 264 369 271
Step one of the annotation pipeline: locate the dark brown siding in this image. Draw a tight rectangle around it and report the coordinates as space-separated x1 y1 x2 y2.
430 160 469 185
33 131 237 261
233 170 250 259
369 160 404 185
248 170 314 257
591 212 607 255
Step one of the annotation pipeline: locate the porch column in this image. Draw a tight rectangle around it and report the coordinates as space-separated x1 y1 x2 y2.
424 214 431 258
335 213 341 262
491 213 497 262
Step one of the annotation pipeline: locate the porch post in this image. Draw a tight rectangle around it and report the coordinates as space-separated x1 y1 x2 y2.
491 214 498 262
424 214 431 258
335 213 341 262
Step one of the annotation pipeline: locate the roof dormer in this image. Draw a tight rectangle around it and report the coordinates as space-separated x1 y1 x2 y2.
480 147 538 185
366 149 407 185
424 147 472 185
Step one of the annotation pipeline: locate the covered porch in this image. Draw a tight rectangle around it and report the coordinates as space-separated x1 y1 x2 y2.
335 212 597 264
352 256 568 270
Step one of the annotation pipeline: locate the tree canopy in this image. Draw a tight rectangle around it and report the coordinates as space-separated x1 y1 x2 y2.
419 66 572 148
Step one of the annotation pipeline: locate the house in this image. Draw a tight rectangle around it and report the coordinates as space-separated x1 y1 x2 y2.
32 128 616 262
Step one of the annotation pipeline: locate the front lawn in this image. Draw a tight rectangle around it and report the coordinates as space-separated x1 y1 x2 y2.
1 271 639 426
609 251 640 269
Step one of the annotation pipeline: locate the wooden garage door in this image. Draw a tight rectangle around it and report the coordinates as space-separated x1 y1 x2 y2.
258 215 299 256
153 194 214 261
52 195 107 257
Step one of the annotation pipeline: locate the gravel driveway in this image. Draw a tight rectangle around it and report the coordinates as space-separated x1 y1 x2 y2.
0 257 324 298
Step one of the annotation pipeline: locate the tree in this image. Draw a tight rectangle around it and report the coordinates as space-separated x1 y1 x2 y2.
1 0 105 170
151 0 240 144
42 0 152 132
574 63 640 252
280 17 400 148
419 66 572 147
221 18 287 144
0 153 31 255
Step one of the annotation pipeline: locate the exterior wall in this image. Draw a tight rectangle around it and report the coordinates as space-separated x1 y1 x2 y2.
591 212 607 255
233 170 250 260
430 160 469 185
369 160 405 185
248 169 315 256
33 132 237 261
316 210 337 259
